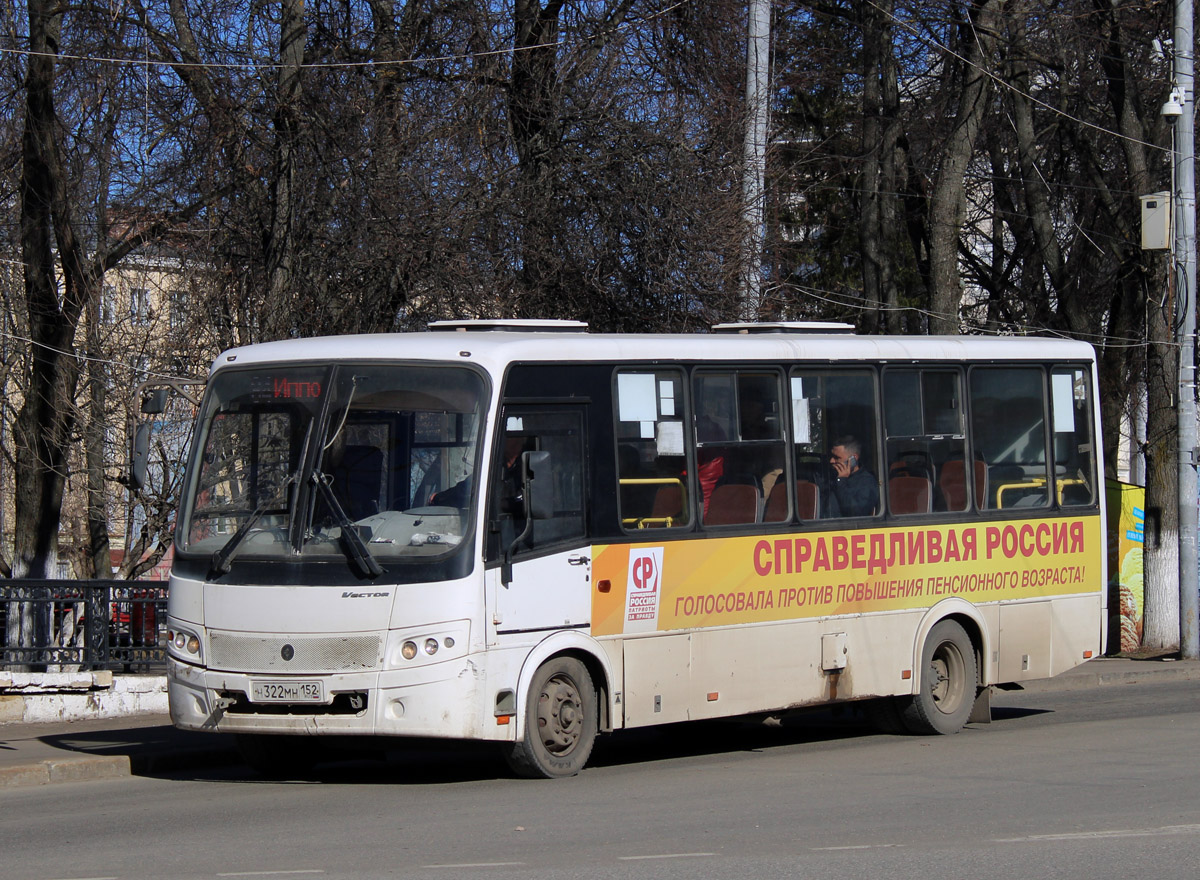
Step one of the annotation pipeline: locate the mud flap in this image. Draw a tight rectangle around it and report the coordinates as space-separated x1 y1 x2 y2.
968 685 992 724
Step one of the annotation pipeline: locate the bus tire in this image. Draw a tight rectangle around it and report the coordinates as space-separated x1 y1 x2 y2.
505 656 597 778
902 619 978 735
236 733 320 778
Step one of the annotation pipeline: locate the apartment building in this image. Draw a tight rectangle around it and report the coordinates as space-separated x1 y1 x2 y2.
1 244 218 580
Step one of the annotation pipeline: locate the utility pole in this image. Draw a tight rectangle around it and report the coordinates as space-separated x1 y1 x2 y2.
740 0 770 321
1172 0 1199 660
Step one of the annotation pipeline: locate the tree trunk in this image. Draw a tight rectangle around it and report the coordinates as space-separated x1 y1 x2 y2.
365 0 430 319
927 0 1001 334
509 0 565 316
1006 8 1066 296
858 0 903 334
13 0 86 582
1087 0 1173 647
1143 300 1180 649
8 0 85 666
84 292 112 579
6 0 236 634
266 0 306 310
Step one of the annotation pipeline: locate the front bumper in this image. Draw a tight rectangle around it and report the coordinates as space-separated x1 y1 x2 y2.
168 655 505 741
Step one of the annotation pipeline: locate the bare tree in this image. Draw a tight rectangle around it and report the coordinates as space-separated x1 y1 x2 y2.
4 0 239 637
859 0 907 334
925 0 1002 334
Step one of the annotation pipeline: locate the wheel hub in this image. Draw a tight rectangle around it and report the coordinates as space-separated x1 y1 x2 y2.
537 674 582 755
929 642 965 715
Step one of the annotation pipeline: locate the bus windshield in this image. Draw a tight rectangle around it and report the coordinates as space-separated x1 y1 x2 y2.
180 363 486 571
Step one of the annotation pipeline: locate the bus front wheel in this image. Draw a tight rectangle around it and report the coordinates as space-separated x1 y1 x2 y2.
902 619 978 735
505 656 597 779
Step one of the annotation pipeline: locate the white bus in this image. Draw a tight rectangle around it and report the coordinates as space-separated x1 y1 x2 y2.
163 321 1106 777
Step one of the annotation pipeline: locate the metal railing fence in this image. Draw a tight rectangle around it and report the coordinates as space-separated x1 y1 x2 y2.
1 579 167 672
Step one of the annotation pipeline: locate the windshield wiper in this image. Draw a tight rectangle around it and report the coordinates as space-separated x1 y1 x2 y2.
312 470 383 579
209 474 297 578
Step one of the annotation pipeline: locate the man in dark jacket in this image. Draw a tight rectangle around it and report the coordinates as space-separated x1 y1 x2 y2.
828 435 878 517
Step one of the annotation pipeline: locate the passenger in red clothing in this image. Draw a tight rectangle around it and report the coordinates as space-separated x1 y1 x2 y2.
693 414 726 517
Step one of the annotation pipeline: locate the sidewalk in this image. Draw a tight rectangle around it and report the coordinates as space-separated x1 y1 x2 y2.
0 712 239 788
1017 653 1200 692
1 656 1197 789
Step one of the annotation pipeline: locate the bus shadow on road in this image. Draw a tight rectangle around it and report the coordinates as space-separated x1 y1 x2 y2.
988 705 1055 721
587 706 878 770
584 700 1051 770
171 703 985 785
149 701 1056 786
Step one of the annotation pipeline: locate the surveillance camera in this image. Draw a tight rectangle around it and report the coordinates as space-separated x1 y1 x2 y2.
1162 89 1184 118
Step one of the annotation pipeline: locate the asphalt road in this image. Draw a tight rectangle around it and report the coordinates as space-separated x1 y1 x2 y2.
3 680 1199 880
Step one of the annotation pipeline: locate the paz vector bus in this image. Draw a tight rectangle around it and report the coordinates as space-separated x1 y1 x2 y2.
154 320 1106 777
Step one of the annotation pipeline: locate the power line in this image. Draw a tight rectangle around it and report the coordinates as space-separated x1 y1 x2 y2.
0 0 695 73
0 40 560 72
0 328 200 384
862 0 1170 156
774 280 1164 350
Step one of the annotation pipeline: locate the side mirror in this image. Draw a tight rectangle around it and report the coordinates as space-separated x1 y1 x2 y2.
141 388 169 414
522 450 554 520
129 422 151 491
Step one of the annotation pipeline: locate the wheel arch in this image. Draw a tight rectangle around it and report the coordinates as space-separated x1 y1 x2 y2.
513 632 614 742
911 599 991 690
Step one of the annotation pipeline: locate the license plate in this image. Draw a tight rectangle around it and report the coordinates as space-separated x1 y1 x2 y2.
249 680 325 703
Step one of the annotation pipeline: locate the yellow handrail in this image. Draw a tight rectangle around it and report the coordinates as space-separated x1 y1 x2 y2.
995 477 1046 509
994 475 1091 508
618 477 687 528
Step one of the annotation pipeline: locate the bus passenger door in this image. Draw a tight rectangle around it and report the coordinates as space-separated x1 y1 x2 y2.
487 405 591 637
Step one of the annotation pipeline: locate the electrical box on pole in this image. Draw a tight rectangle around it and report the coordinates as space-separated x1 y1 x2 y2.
1141 192 1172 250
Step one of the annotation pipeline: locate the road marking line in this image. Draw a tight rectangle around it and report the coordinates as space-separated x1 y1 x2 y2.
423 863 526 869
994 824 1200 843
46 876 120 880
618 853 715 861
217 872 326 877
812 844 906 851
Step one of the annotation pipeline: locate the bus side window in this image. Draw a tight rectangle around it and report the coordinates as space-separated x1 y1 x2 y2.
970 367 1050 510
1052 367 1097 507
494 407 588 553
789 368 879 520
692 370 786 527
615 370 690 530
882 369 967 514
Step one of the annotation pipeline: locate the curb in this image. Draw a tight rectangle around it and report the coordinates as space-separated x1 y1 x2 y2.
1018 660 1200 693
0 743 241 790
0 754 131 787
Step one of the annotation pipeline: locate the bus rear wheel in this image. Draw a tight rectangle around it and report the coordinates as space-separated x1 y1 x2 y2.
505 656 597 779
902 619 978 735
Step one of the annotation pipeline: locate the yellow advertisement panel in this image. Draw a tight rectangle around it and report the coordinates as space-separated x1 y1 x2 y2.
1105 480 1144 652
592 515 1104 637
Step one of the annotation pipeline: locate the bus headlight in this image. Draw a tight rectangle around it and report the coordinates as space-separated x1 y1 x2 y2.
386 622 469 667
167 625 204 664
